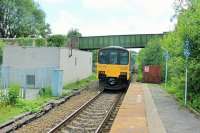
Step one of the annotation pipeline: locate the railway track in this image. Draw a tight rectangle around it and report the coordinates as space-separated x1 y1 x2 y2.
48 91 122 133
100 92 125 133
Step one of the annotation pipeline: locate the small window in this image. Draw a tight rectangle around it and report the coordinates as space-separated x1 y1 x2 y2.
26 75 35 85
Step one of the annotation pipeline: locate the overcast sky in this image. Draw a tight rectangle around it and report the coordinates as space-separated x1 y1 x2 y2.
36 0 175 36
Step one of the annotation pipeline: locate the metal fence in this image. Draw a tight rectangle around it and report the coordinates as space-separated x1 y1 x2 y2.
0 66 63 99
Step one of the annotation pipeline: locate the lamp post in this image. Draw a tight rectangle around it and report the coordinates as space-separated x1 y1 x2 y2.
184 38 190 106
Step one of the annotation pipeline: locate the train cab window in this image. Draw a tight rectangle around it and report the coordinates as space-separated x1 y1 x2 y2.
110 51 118 64
119 51 129 65
99 51 109 64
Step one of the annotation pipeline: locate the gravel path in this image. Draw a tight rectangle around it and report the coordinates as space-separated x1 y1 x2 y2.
148 84 200 133
15 83 99 133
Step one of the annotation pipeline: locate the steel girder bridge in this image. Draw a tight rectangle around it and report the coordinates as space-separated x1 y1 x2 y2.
75 33 165 50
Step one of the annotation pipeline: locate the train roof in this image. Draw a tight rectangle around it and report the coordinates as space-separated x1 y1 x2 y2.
100 46 128 51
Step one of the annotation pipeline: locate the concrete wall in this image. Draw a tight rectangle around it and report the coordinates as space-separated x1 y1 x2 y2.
3 45 92 85
3 45 60 69
59 48 92 84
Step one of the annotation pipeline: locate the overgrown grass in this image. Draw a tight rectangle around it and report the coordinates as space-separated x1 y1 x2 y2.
0 86 55 124
0 105 24 124
161 82 200 112
188 94 200 111
161 84 183 107
0 96 54 124
63 74 97 95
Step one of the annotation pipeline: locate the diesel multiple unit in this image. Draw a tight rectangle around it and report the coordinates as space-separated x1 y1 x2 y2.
97 46 133 90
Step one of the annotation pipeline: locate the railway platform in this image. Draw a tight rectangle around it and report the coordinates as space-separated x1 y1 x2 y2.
110 83 165 133
110 83 200 133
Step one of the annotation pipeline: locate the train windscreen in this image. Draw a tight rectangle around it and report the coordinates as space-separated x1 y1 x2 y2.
98 49 129 65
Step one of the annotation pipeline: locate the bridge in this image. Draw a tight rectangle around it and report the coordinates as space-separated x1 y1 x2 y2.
77 33 165 50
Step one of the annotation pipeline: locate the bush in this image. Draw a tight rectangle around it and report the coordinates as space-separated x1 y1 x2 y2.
39 87 52 97
0 90 6 106
142 39 163 66
35 38 46 47
47 35 67 47
189 94 200 111
8 84 20 105
16 38 34 46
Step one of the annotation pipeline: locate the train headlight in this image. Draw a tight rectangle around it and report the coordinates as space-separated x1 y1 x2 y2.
99 71 105 74
99 71 106 80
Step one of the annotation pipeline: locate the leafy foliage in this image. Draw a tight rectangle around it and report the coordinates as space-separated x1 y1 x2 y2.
138 0 200 110
0 84 21 105
142 39 163 66
35 38 46 47
16 38 34 46
47 35 67 47
8 84 20 105
39 87 52 97
0 0 51 38
67 28 82 38
0 96 55 124
161 0 200 95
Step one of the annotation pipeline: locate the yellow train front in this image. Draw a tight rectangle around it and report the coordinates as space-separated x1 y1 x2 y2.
97 46 132 90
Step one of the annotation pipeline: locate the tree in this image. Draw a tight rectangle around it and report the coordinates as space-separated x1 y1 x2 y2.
141 39 163 66
0 0 51 38
157 0 200 107
67 28 82 38
47 35 67 47
67 28 82 48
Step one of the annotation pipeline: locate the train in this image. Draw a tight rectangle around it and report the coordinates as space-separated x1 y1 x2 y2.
96 46 135 90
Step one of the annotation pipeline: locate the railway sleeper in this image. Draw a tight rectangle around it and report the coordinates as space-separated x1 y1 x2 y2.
75 116 104 123
65 125 96 133
69 121 100 128
78 114 105 119
82 110 106 115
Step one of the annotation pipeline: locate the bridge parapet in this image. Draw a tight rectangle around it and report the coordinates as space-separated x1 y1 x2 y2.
78 33 164 50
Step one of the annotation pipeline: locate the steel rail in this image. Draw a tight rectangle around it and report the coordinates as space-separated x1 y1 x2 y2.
95 92 123 133
47 91 103 133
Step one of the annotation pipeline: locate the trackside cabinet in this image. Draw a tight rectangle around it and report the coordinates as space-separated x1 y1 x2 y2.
51 69 64 96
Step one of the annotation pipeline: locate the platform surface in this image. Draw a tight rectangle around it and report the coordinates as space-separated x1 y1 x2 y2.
110 83 148 133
